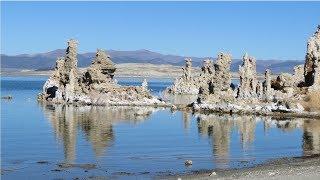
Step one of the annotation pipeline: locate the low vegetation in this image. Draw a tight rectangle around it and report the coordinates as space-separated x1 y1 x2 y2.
302 91 320 111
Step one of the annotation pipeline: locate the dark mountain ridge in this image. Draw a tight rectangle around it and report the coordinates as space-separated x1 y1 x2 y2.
1 49 304 73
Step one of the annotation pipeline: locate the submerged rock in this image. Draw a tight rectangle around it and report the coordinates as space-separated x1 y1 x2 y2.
185 160 193 166
1 95 13 100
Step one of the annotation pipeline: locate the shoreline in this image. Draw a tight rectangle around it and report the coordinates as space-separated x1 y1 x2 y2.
161 154 320 180
2 154 319 179
1 63 267 79
193 105 320 119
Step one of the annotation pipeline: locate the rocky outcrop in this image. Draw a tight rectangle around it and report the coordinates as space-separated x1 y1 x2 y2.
237 53 257 99
38 40 165 107
81 49 118 92
201 52 234 103
194 59 215 98
271 65 305 102
40 39 82 103
272 65 308 92
313 66 320 90
166 52 233 99
165 26 320 117
210 53 233 93
38 26 320 117
165 58 199 94
141 79 148 91
293 65 305 86
192 26 320 117
263 69 273 101
83 49 116 84
305 25 320 89
197 59 214 87
183 58 193 81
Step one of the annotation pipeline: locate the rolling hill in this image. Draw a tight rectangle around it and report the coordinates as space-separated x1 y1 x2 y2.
1 49 304 73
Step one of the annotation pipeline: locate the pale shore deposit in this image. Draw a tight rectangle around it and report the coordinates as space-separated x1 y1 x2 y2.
1 63 246 79
161 155 320 180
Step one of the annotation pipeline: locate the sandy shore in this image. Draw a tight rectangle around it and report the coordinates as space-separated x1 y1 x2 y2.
1 63 249 79
1 63 193 78
162 155 320 180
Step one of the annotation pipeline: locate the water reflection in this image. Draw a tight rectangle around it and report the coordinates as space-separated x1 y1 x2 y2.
197 115 233 168
303 119 320 156
40 104 156 162
235 116 256 149
182 111 191 131
39 102 320 168
197 114 320 168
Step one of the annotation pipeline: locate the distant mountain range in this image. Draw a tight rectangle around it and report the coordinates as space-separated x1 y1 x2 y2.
1 49 304 73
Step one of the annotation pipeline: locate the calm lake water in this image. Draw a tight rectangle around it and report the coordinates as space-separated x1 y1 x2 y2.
1 76 320 179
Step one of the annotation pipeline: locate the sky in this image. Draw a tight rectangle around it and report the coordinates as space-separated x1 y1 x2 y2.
1 1 320 60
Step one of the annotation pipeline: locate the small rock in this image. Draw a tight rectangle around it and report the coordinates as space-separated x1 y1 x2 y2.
171 105 177 110
209 171 217 176
268 172 276 176
185 160 192 166
1 95 13 100
37 161 49 164
51 169 62 172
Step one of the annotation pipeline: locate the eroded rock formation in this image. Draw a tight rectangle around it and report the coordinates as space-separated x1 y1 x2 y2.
166 26 320 117
165 58 199 94
263 69 273 101
272 64 305 91
83 49 116 85
198 53 234 103
38 40 164 106
210 53 233 93
40 39 82 102
39 25 320 117
237 53 257 99
305 25 320 89
187 26 320 116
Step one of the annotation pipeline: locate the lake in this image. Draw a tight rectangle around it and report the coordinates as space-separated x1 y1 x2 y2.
1 76 320 179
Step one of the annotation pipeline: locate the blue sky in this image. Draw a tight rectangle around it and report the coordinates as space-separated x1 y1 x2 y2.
1 1 320 60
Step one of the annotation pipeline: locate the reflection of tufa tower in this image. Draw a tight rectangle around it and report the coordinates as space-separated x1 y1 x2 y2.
303 120 320 156
182 111 191 131
40 104 154 161
263 118 320 156
77 107 115 157
197 114 257 168
197 115 233 168
44 105 77 162
234 116 255 149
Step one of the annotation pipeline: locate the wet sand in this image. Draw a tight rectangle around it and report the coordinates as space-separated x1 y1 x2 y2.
164 154 320 180
3 154 315 179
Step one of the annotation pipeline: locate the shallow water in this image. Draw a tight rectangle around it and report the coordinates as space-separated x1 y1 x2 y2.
1 76 320 179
